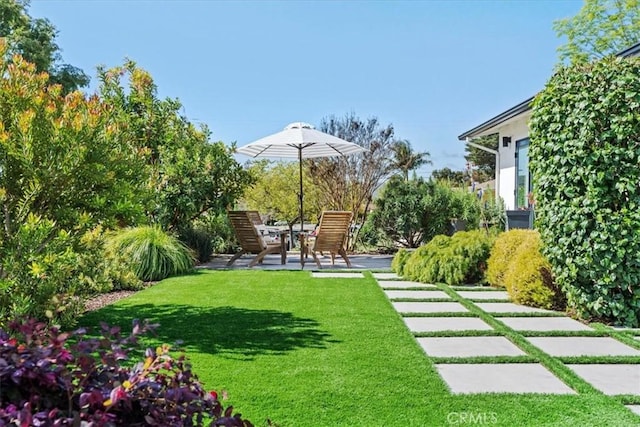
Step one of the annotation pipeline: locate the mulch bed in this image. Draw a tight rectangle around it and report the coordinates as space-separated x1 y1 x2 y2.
84 291 138 312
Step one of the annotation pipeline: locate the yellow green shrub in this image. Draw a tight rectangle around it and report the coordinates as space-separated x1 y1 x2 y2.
486 229 531 288
391 248 411 277
403 231 493 286
502 231 566 310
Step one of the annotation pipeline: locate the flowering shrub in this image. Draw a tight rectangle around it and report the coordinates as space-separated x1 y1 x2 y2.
0 318 253 426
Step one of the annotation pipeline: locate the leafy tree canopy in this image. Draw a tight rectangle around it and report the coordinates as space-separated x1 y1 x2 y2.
463 133 498 183
310 113 399 236
97 60 253 231
0 41 146 236
554 0 640 64
0 0 89 93
243 160 321 235
431 167 467 187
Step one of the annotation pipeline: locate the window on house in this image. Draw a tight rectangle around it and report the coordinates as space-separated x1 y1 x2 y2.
515 138 532 209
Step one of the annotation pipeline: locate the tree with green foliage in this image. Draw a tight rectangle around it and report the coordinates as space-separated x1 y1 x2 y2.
0 43 146 236
0 0 89 93
390 140 431 181
243 160 320 244
530 56 640 327
0 42 147 324
368 176 431 248
97 60 253 231
430 167 467 187
464 133 498 183
309 113 399 246
369 177 481 248
554 0 640 64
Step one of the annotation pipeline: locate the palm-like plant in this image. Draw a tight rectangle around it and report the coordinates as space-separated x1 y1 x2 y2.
391 140 431 180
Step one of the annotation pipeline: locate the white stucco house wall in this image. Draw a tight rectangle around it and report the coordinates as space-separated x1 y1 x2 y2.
458 41 640 216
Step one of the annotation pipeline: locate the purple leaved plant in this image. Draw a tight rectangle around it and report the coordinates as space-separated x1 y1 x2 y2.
0 318 254 426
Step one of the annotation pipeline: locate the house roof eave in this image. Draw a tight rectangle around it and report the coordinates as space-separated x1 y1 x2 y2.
457 96 534 141
619 41 640 58
458 41 640 142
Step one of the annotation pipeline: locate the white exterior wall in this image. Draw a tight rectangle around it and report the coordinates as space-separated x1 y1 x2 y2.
494 113 530 210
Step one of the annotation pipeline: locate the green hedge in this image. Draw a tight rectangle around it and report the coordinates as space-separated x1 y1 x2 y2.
530 56 640 326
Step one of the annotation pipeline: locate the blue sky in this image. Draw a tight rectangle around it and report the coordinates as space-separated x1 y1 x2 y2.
30 0 582 177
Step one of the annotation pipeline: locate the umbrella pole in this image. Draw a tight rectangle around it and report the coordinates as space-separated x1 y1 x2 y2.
298 147 305 268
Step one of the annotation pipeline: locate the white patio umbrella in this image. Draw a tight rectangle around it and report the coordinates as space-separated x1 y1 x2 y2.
236 122 366 264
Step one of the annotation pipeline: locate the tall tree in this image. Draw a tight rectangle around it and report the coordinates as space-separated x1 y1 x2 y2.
554 0 640 64
97 60 253 231
0 41 146 236
308 113 398 243
0 0 89 93
463 133 498 183
390 140 431 181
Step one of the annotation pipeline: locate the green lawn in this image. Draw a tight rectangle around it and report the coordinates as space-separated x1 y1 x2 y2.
80 270 638 426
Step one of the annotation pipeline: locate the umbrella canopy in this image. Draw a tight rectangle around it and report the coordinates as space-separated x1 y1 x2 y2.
236 122 366 266
237 122 365 158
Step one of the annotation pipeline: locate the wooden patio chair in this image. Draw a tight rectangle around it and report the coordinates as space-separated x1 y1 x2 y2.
227 210 286 267
306 211 353 269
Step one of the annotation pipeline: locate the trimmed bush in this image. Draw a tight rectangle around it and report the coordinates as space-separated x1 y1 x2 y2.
486 229 532 288
488 230 566 310
391 248 411 277
503 231 566 310
107 226 194 282
403 231 493 286
530 56 640 326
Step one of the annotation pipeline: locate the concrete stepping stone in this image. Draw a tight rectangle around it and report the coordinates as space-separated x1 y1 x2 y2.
372 273 401 280
311 272 363 278
378 280 437 289
418 336 525 357
497 317 592 332
392 301 468 314
566 364 640 395
456 290 510 300
384 290 450 300
527 337 640 356
475 302 553 314
403 317 493 332
435 363 576 394
626 405 640 416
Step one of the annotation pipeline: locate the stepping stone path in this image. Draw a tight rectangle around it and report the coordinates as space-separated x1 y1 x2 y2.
372 273 401 280
526 337 640 357
311 272 364 278
455 290 509 300
435 363 576 394
497 316 592 331
418 336 525 357
378 280 437 289
474 302 553 314
374 273 640 399
403 316 493 332
384 290 450 300
392 301 468 314
566 364 640 395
